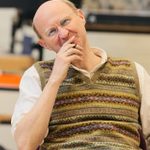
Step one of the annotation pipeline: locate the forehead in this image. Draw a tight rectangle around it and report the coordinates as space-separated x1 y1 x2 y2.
35 1 75 24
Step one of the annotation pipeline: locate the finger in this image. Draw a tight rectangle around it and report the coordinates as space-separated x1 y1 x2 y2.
64 36 76 46
74 44 83 50
64 43 76 52
59 43 75 53
67 55 83 62
65 48 83 56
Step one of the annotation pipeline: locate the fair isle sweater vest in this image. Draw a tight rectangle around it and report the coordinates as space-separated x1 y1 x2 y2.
34 57 142 150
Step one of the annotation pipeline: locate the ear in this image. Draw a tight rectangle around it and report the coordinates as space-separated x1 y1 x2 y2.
76 9 86 25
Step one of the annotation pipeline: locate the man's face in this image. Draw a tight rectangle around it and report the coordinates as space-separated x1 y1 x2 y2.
35 2 86 53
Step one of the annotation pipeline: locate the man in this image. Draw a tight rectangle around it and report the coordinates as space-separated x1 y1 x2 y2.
11 0 150 149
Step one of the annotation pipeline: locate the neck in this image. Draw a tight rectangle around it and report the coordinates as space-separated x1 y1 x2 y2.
72 47 101 72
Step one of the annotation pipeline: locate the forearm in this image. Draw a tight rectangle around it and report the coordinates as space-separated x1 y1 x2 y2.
14 79 61 150
14 36 84 149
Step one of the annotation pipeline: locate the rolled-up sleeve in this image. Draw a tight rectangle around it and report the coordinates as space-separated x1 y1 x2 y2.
135 62 150 148
11 65 42 135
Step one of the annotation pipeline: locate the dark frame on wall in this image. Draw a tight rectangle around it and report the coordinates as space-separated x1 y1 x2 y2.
81 0 150 33
1 0 150 33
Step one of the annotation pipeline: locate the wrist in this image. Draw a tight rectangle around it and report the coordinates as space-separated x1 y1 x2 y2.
48 77 62 87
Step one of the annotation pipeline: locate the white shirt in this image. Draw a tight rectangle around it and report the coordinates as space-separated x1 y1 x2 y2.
11 49 150 142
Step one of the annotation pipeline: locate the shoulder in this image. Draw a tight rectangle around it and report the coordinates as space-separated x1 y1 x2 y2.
22 65 39 80
134 62 150 88
108 57 132 63
34 59 55 70
20 64 41 89
134 62 147 75
107 57 135 68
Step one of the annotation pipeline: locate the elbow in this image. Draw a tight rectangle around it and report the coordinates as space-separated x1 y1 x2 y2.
17 144 32 150
15 135 38 150
16 141 31 150
17 142 38 150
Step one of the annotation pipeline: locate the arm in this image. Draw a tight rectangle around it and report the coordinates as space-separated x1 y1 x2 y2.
135 62 150 149
14 75 60 150
13 37 83 150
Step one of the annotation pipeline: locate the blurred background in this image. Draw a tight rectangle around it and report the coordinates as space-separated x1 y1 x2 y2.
0 0 150 149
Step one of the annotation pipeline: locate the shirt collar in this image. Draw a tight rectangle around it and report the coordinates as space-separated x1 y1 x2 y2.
71 48 108 75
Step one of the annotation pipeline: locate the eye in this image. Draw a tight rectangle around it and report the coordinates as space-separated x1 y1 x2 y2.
48 28 57 37
60 18 71 26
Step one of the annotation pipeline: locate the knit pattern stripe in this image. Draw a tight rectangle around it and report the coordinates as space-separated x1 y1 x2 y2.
34 57 142 150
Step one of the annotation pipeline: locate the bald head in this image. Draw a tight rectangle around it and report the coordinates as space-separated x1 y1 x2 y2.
33 0 77 38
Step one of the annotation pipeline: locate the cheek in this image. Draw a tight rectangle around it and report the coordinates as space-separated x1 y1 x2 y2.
44 38 57 48
49 40 62 52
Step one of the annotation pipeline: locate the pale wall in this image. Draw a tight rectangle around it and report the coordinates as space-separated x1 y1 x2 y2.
0 8 150 150
44 31 150 73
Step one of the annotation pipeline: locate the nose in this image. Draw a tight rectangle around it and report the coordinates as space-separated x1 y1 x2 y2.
57 26 69 39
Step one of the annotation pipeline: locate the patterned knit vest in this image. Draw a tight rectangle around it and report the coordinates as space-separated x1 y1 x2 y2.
34 57 142 150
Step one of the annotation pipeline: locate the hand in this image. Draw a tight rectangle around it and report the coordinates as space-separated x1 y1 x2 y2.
49 36 83 84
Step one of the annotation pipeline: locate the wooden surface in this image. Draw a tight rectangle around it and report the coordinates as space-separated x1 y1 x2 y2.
0 54 35 73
